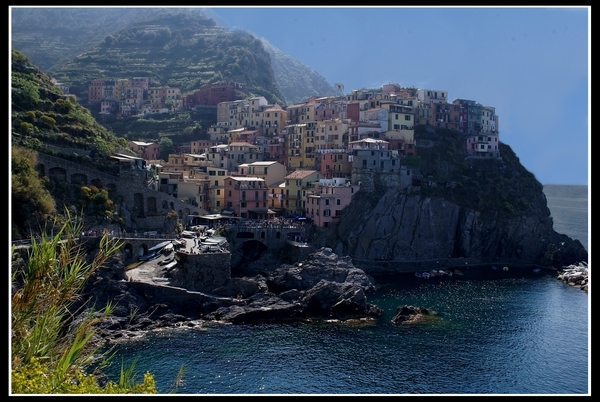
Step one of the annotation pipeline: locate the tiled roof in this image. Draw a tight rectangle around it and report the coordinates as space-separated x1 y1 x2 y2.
285 170 317 179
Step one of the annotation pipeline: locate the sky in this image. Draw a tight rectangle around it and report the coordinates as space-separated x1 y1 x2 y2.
210 6 590 186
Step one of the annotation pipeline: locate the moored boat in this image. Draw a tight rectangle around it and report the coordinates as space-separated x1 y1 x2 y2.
421 272 431 279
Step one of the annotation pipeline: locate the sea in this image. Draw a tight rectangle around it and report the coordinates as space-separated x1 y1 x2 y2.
101 184 589 395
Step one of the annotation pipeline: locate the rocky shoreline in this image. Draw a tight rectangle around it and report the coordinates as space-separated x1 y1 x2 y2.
557 262 589 292
73 243 589 347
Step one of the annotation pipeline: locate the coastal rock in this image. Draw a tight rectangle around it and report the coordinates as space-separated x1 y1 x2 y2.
391 305 434 325
557 262 589 292
316 189 587 272
267 248 377 293
206 248 382 323
78 247 382 341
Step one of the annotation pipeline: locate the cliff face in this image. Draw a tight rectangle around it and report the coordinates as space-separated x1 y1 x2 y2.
312 130 587 270
316 188 586 269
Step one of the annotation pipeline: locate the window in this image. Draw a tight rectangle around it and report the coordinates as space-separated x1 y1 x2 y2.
405 115 411 121
228 191 231 196
216 189 220 195
214 180 218 186
325 199 330 206
336 199 341 205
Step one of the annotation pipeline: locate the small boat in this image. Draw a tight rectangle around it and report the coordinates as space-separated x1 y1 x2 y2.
453 269 464 276
503 266 509 272
421 272 431 279
415 271 422 278
438 269 446 275
533 267 541 273
444 269 453 277
492 266 499 271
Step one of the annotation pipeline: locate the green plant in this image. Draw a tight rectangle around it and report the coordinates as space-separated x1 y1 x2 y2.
10 211 157 394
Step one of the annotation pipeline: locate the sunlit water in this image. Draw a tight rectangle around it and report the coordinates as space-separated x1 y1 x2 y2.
101 185 589 395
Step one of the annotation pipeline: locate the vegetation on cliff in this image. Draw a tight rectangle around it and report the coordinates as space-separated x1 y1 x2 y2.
11 50 125 239
11 49 128 161
49 9 285 106
11 7 334 109
411 126 548 216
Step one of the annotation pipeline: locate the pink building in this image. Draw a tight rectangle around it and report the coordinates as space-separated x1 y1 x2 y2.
223 176 269 219
305 179 360 228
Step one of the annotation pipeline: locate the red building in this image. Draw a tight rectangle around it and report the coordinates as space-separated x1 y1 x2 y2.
184 81 249 107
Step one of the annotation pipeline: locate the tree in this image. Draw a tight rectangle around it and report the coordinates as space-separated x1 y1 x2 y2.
164 99 175 112
11 146 56 239
158 137 173 161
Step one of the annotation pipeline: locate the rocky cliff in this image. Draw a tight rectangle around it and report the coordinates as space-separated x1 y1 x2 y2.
312 129 587 271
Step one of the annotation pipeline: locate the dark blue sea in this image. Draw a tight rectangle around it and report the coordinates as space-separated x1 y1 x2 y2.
103 185 589 395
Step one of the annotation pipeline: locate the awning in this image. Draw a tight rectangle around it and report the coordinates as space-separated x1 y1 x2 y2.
221 210 235 215
249 209 277 214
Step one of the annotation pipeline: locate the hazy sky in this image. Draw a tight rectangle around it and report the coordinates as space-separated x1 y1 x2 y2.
211 6 589 186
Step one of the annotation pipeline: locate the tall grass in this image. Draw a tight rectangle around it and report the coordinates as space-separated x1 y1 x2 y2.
10 210 157 394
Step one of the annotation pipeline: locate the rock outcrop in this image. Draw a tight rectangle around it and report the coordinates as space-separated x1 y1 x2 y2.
206 248 382 323
77 248 382 343
557 262 589 292
390 305 436 325
314 189 587 272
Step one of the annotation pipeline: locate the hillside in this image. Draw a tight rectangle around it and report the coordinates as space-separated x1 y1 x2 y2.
42 10 286 106
11 49 129 238
11 49 127 162
10 7 166 72
10 7 335 107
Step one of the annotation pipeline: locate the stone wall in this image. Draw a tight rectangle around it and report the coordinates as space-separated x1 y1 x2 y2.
171 251 232 292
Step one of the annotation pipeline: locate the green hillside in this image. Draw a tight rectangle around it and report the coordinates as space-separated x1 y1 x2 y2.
49 10 286 106
11 49 127 161
10 7 335 108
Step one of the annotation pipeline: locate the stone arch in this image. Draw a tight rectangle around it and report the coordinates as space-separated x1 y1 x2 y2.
91 178 103 188
162 200 169 209
36 163 46 177
138 243 150 257
106 183 117 194
122 243 134 258
147 197 158 215
235 239 269 261
71 173 87 186
133 193 145 218
48 166 67 182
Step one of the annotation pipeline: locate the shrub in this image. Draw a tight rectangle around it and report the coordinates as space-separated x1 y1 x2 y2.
10 211 157 394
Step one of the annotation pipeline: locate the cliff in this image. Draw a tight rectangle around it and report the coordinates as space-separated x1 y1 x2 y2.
311 129 587 271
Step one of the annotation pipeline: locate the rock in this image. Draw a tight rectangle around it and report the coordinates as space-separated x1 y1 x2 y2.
391 305 434 325
557 262 589 291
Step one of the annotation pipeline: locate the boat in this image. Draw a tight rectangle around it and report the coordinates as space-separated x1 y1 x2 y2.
492 266 499 271
503 266 509 272
438 269 446 276
443 269 453 277
148 240 172 252
415 271 422 278
533 267 541 273
421 272 431 279
453 269 464 276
